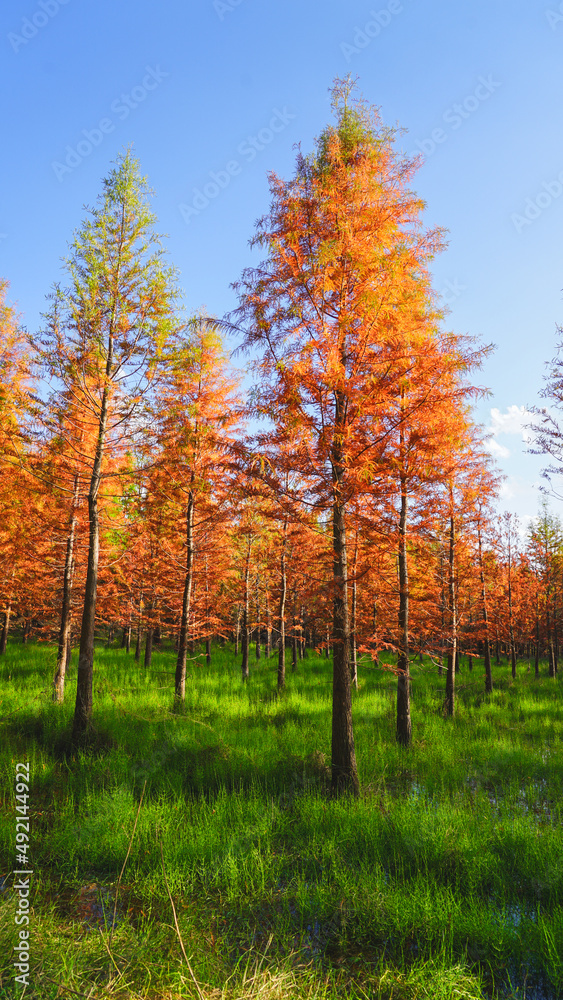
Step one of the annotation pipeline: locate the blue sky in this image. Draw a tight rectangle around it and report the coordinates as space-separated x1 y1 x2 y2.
2 0 563 526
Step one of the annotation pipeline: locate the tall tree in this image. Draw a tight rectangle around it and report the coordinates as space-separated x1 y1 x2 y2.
230 79 472 791
527 502 563 677
36 151 177 740
0 281 37 654
143 319 240 703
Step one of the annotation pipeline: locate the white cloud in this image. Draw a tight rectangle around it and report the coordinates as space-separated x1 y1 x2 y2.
484 437 510 459
489 405 534 444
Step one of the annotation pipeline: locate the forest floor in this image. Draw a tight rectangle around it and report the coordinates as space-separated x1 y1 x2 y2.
0 640 562 999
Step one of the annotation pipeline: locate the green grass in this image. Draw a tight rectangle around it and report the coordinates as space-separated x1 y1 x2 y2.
0 640 562 998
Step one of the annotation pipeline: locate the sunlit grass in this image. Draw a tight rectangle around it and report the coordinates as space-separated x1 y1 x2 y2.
0 638 562 997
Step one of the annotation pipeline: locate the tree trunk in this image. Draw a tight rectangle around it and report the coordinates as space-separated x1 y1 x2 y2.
438 541 445 677
467 606 474 671
350 528 358 691
372 599 379 667
553 585 559 675
266 589 272 659
53 493 78 703
507 538 517 680
234 606 241 655
204 552 211 665
175 489 195 703
188 576 197 656
72 384 110 742
255 573 261 660
241 534 252 681
331 479 359 795
278 520 287 690
135 615 142 662
396 477 412 746
535 605 540 678
144 604 154 668
444 508 456 718
291 588 298 673
0 604 12 655
478 523 493 694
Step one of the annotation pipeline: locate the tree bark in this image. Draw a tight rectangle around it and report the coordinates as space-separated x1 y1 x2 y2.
241 534 252 681
291 587 298 673
72 383 110 742
0 604 12 655
53 484 78 703
438 541 445 677
478 523 493 694
372 599 379 667
277 519 287 690
331 458 359 795
144 600 154 668
175 488 195 703
350 528 359 690
553 585 559 675
396 477 412 746
234 606 241 655
255 573 261 660
535 603 540 678
444 508 456 717
508 555 517 680
135 611 142 662
265 588 272 659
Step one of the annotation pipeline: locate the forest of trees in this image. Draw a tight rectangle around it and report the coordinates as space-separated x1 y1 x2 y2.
2 83 563 794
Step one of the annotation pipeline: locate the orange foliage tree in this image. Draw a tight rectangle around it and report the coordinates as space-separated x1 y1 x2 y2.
231 80 491 786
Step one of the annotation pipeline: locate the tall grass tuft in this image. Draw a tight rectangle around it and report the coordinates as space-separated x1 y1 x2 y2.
0 639 561 997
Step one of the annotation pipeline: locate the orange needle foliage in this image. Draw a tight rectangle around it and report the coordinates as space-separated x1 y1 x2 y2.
232 79 491 788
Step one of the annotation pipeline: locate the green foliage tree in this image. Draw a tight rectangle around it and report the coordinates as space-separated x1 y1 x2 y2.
36 149 178 740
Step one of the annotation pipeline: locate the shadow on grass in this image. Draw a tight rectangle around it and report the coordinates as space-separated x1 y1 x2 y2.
2 711 119 759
